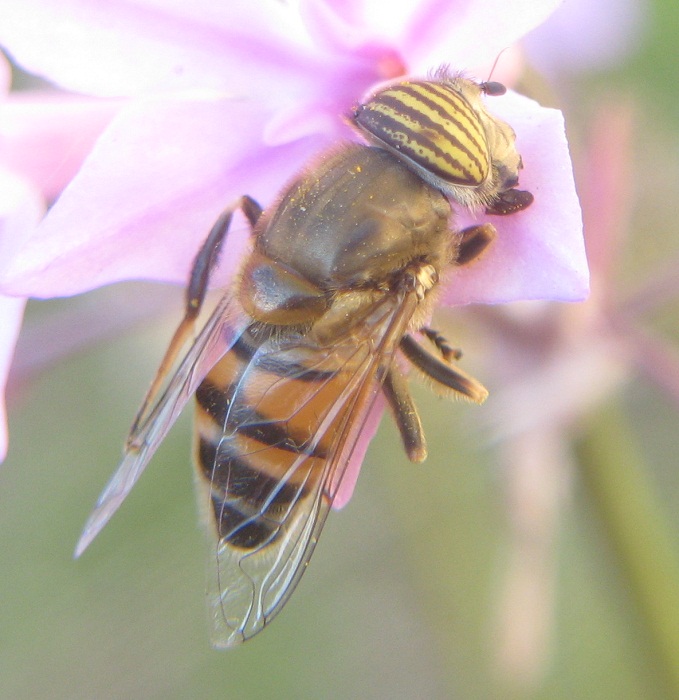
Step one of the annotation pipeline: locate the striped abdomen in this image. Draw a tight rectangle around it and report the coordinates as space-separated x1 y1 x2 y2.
353 78 491 188
194 325 367 552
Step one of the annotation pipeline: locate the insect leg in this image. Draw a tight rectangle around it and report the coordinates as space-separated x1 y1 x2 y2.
420 327 462 362
382 365 427 462
455 223 497 267
486 188 534 216
129 195 262 438
400 334 488 404
186 195 262 321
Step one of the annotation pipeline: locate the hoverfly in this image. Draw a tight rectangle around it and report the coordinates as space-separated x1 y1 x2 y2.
75 68 533 647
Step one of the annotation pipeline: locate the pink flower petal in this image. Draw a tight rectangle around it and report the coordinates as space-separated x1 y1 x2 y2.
441 90 588 306
0 167 44 461
0 93 119 200
523 0 647 75
0 95 331 297
402 0 563 73
0 294 25 461
0 51 10 95
0 0 586 504
0 167 45 264
299 0 554 99
332 395 386 510
0 1 315 98
307 0 559 73
0 1 564 132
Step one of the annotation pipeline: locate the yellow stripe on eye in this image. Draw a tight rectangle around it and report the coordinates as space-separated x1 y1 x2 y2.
357 81 490 186
415 83 488 154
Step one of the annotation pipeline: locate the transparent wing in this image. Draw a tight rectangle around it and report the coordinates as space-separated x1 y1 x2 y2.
197 289 419 647
75 292 247 557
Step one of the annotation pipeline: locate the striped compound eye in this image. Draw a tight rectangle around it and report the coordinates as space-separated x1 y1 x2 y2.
353 79 492 191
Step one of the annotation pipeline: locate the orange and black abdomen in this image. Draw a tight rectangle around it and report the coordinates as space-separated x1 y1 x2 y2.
196 146 453 554
194 325 364 551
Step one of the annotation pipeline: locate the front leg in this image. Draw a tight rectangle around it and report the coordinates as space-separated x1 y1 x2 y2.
186 195 262 321
455 223 497 267
130 195 263 437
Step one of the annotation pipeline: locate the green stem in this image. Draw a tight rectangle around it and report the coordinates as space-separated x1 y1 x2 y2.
576 401 679 696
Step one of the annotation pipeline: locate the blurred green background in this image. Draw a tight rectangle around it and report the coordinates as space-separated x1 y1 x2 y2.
3 1 679 698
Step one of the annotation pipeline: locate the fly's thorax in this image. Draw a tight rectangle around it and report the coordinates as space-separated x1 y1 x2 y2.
252 145 453 294
239 251 329 326
351 71 526 212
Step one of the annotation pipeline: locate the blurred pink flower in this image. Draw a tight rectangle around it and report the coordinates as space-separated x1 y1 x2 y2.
523 0 647 76
0 50 9 93
0 1 587 499
0 54 118 459
461 98 679 688
478 102 647 442
1 93 120 202
0 0 586 299
0 169 40 461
